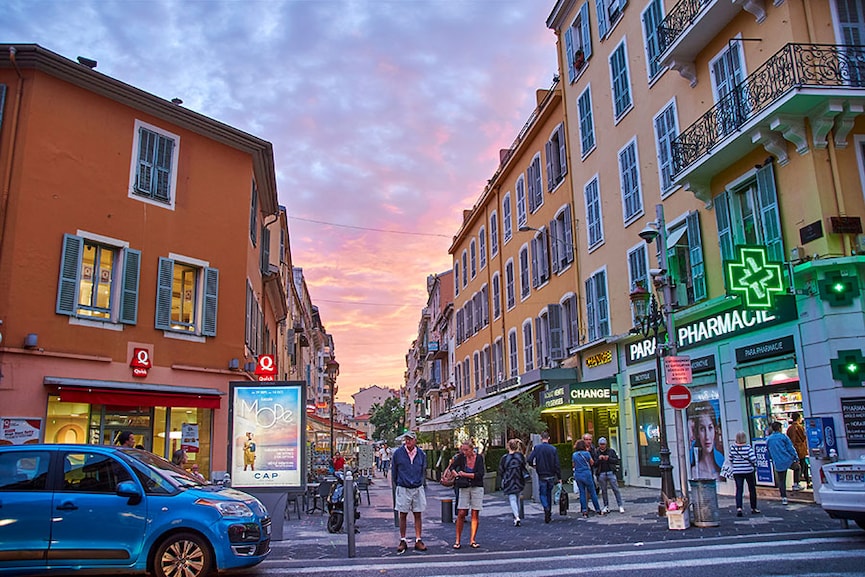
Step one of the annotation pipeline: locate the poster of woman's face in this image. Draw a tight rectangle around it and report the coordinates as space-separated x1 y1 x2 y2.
686 398 723 480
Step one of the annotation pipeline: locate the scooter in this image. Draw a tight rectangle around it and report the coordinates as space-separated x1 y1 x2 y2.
326 471 361 533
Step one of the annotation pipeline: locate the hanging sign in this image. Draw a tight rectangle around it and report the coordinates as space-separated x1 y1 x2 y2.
725 245 785 309
130 348 152 378
255 354 277 381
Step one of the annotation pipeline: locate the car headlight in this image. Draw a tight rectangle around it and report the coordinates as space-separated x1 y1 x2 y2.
195 498 254 518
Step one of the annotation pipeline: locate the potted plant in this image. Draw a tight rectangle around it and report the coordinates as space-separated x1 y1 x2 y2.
574 49 585 70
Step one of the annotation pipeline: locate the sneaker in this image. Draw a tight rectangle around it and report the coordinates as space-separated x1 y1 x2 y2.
601 506 610 514
751 508 761 514
397 540 408 554
514 518 521 527
414 540 427 552
781 497 788 505
736 509 743 517
582 511 589 518
619 506 625 513
791 483 803 491
544 510 551 524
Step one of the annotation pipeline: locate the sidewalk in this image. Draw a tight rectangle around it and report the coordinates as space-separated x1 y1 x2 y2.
273 473 849 561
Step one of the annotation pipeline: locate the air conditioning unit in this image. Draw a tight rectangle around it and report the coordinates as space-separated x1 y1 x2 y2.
790 246 805 261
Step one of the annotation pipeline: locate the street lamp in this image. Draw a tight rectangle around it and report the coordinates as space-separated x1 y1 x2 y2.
325 358 340 464
631 204 679 516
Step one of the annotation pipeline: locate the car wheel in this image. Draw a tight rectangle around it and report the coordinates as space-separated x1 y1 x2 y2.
327 512 343 533
153 532 213 577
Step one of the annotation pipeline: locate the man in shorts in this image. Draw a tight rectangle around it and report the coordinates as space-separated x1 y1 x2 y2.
391 431 427 553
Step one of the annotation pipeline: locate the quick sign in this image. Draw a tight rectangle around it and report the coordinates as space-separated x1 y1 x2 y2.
130 348 152 378
255 355 277 381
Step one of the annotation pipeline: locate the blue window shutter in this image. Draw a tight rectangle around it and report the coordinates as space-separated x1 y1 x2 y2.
154 134 174 202
549 303 564 361
565 27 576 82
596 272 609 337
136 127 155 194
580 2 593 60
531 237 540 287
155 257 174 330
558 124 568 177
596 0 609 38
545 140 554 191
563 207 574 264
0 84 7 133
202 267 219 337
756 162 784 263
687 212 706 302
714 190 734 262
549 218 560 273
120 248 141 325
260 225 271 274
56 233 83 316
585 277 596 341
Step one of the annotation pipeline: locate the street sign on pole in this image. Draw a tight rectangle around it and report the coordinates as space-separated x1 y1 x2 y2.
664 356 693 385
667 385 692 410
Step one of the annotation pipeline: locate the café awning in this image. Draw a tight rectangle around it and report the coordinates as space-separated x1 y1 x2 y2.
44 376 223 409
417 383 539 432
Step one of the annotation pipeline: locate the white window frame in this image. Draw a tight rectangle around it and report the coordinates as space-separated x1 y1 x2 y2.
128 119 180 210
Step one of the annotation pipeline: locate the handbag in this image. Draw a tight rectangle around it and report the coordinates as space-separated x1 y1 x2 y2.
720 458 734 480
441 467 456 488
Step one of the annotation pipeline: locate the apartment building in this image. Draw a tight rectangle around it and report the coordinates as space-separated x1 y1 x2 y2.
0 45 337 479
546 0 865 495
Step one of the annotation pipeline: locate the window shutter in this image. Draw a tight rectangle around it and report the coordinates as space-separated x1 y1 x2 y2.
596 272 609 337
531 237 540 287
0 84 7 132
155 257 174 330
563 207 574 264
558 124 568 177
596 0 609 38
580 2 593 60
202 267 219 336
687 211 706 302
154 134 174 202
585 277 596 342
56 233 83 316
549 218 560 273
250 182 258 245
120 248 141 325
549 303 564 361
565 27 576 82
260 225 271 274
545 140 554 191
136 128 155 193
526 167 536 212
534 317 544 368
756 162 784 264
714 190 734 262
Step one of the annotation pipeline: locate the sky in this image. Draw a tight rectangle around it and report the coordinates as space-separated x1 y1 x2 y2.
2 0 558 402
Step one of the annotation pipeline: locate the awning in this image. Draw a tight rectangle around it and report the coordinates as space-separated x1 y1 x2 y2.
417 383 539 432
666 225 687 249
44 376 223 409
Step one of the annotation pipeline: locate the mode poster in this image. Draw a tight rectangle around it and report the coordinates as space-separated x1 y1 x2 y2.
229 382 305 488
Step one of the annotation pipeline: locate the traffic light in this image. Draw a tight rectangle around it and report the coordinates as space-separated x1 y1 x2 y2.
831 350 865 388
818 272 860 307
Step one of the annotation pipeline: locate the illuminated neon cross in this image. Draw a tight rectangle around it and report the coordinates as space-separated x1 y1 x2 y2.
725 245 784 309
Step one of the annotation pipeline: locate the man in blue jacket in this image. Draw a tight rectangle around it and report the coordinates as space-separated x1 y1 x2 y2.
766 421 799 505
392 431 427 553
527 431 561 523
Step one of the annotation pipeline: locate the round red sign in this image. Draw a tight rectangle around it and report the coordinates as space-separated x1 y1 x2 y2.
666 384 692 410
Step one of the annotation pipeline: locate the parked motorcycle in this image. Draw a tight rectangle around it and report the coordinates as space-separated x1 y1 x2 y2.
326 471 361 533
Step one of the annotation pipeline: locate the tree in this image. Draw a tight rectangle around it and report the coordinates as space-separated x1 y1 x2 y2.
369 396 405 444
455 393 545 448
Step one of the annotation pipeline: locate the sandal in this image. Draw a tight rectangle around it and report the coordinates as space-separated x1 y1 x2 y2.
453 543 461 549
470 542 480 548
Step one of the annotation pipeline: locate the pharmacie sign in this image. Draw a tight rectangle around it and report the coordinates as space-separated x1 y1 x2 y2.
542 379 615 409
625 295 797 365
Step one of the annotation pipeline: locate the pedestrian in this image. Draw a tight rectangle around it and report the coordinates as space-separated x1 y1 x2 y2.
729 430 759 516
527 431 561 524
786 412 810 490
765 421 799 504
190 463 207 483
391 431 427 554
595 437 624 513
572 439 602 517
332 451 345 472
498 438 528 527
582 432 599 492
382 444 391 478
172 449 188 467
452 440 485 549
116 431 136 448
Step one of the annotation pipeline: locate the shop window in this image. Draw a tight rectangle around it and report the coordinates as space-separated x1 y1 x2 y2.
634 394 660 478
742 368 801 440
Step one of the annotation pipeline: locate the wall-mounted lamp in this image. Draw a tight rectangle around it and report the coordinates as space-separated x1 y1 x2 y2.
23 333 38 349
228 358 240 370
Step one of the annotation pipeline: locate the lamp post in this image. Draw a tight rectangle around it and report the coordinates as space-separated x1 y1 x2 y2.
325 358 340 464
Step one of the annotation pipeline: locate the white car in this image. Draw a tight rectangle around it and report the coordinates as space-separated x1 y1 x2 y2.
818 455 865 530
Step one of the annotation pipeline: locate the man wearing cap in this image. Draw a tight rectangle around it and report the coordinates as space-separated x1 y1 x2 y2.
527 431 561 523
595 437 625 514
391 431 427 553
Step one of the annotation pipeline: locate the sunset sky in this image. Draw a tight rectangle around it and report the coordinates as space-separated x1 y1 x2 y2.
3 0 558 402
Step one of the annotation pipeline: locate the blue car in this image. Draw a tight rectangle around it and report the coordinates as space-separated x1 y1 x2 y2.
0 444 271 576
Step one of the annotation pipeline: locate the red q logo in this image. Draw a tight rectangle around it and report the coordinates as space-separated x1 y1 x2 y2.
130 348 152 368
255 354 276 376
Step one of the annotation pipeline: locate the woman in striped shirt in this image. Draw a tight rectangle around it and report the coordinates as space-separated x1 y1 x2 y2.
729 430 760 517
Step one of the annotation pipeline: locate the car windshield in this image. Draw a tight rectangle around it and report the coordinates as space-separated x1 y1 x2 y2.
119 448 208 492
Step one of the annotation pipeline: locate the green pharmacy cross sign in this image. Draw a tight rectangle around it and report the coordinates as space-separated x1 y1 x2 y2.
725 246 785 309
831 349 865 387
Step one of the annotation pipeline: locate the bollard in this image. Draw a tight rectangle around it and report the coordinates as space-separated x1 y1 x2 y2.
344 471 356 558
519 495 525 520
441 498 453 523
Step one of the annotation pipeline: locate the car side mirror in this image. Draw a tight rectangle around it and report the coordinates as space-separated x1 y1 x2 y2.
116 480 143 505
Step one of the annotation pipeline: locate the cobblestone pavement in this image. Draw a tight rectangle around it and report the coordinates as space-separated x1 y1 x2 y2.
272 473 855 562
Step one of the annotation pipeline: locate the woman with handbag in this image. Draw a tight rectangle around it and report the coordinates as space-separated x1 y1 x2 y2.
498 438 529 527
729 430 759 516
572 439 602 517
451 440 484 549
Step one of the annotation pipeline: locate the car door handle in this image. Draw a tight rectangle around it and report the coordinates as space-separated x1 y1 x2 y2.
56 501 79 511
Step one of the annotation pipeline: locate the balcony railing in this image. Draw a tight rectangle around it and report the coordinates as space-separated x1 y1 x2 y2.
657 0 709 56
673 43 865 176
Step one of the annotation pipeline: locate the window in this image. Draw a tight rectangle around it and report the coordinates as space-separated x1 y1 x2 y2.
463 358 470 398
479 228 487 270
461 251 468 288
565 2 593 81
470 240 477 279
505 259 516 309
619 139 643 222
516 177 527 227
519 246 531 300
245 281 263 354
585 176 604 248
710 40 747 138
480 284 490 327
508 330 519 377
56 233 140 326
714 163 784 264
562 294 580 352
454 260 460 297
610 40 633 121
492 273 502 319
654 101 679 195
249 181 258 245
627 244 648 326
503 193 513 242
834 0 865 85
546 124 568 191
522 321 534 372
156 255 219 337
550 207 575 273
527 155 544 213
585 269 609 342
482 345 491 386
596 0 627 39
667 211 707 306
259 224 271 275
642 0 664 80
493 338 504 383
535 315 549 369
530 229 550 288
578 86 596 157
490 212 499 256
130 120 179 208
63 452 132 493
0 451 50 491
473 352 481 391
465 301 474 337
454 363 462 397
547 303 565 363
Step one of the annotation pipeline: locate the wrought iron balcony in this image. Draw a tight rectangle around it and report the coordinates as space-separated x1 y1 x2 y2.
673 43 865 180
658 0 710 56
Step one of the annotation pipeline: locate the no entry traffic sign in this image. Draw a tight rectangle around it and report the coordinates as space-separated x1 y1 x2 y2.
667 384 692 410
